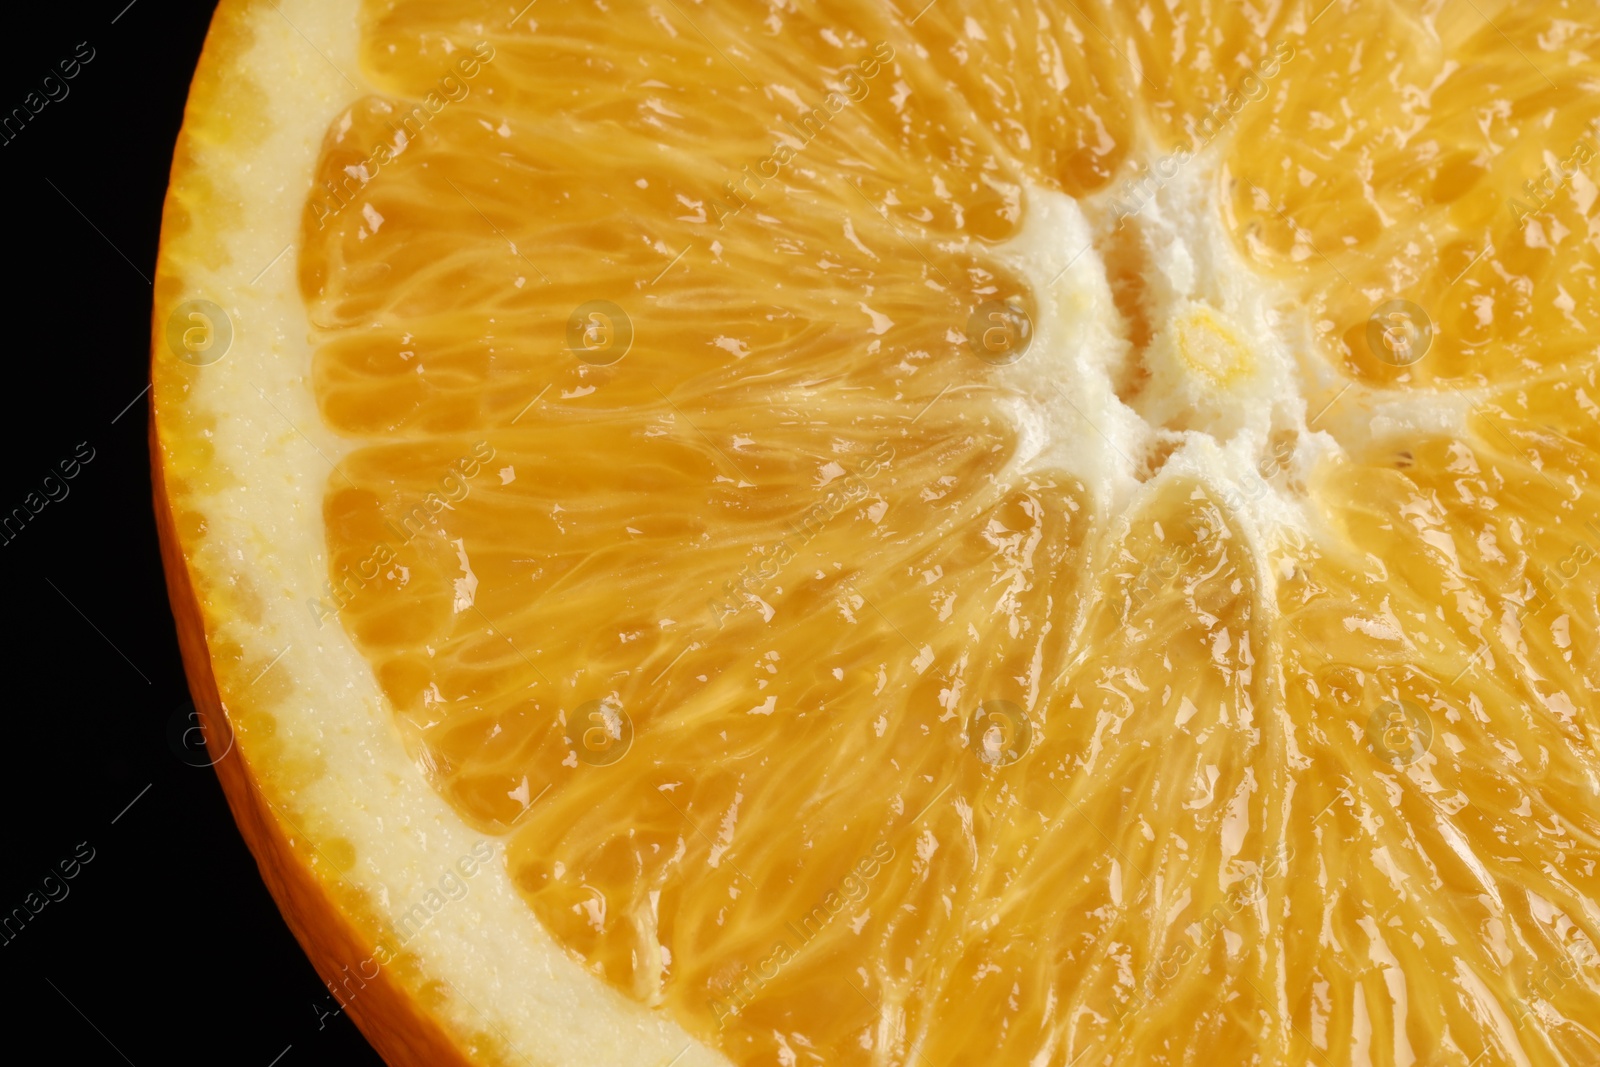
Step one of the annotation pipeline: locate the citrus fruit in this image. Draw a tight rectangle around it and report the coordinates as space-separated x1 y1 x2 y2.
153 0 1600 1064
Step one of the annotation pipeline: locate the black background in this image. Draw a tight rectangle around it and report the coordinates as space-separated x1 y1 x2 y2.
1 2 382 1063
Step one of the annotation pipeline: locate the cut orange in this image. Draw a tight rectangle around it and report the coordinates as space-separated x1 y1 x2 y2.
153 1 1600 1064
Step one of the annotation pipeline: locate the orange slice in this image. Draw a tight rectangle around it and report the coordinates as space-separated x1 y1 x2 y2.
154 1 1600 1064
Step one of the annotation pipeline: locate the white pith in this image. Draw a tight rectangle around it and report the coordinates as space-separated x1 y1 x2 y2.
991 157 1471 568
163 3 726 1064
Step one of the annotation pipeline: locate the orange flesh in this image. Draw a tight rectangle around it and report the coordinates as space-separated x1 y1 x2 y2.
300 1 1600 1063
